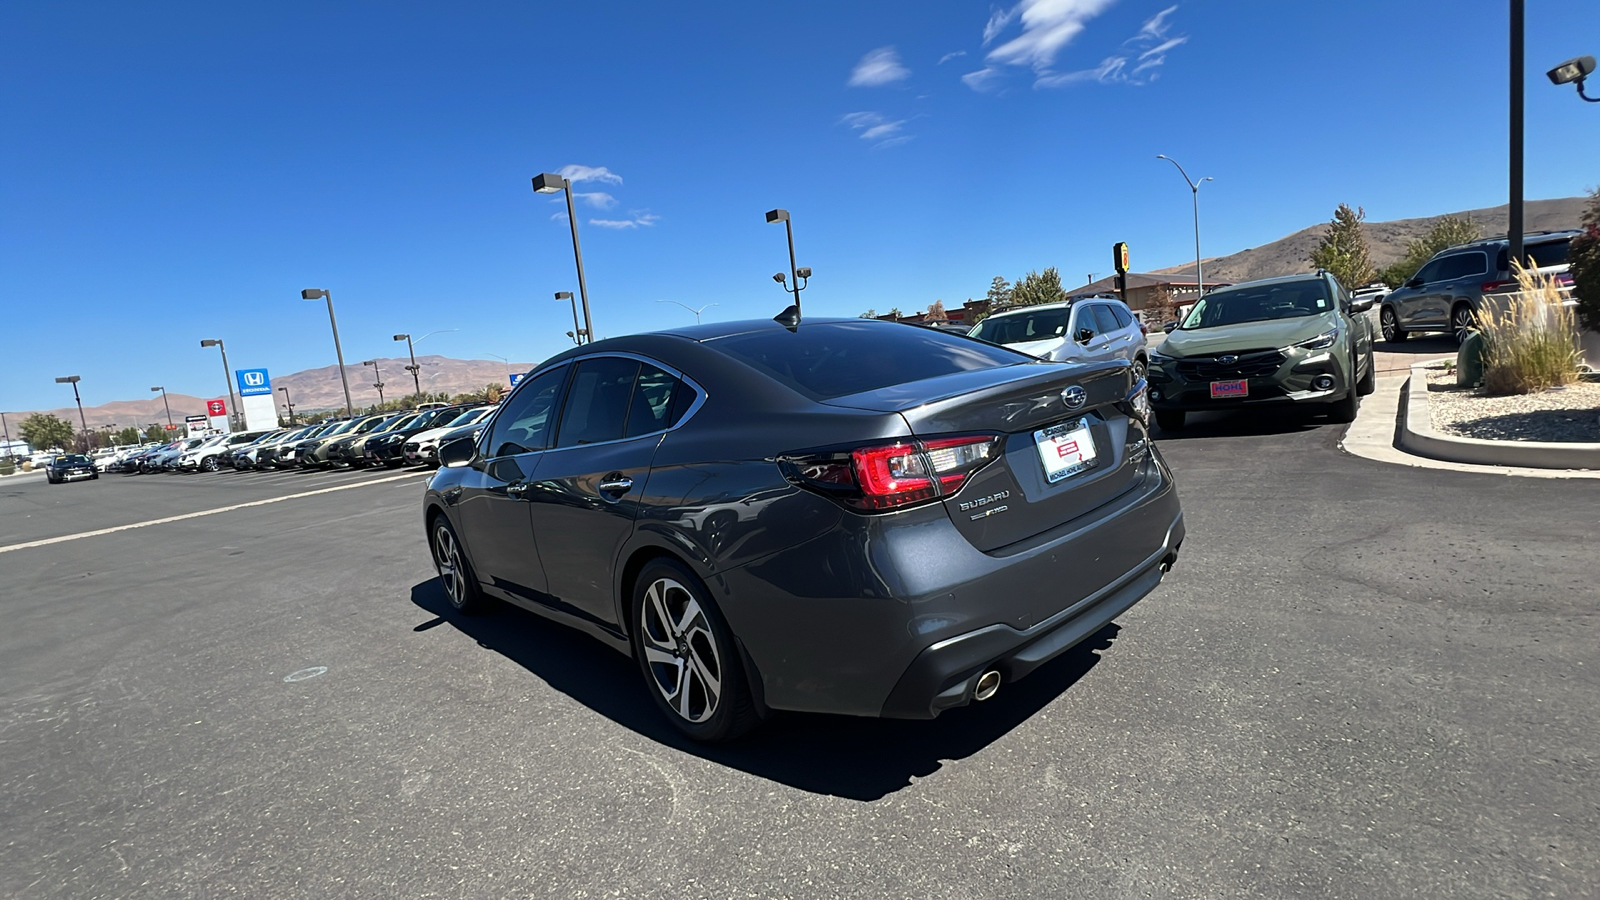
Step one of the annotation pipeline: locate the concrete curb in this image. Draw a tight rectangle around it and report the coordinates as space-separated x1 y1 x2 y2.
1400 360 1600 470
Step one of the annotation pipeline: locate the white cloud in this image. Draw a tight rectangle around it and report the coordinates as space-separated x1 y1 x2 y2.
849 47 910 87
972 1 1188 90
557 164 622 186
550 212 568 222
573 191 616 209
839 111 911 147
938 50 967 65
590 209 658 229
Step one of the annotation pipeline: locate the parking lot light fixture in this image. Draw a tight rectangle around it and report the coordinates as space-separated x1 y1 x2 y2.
199 339 241 431
555 292 587 344
299 289 354 417
55 375 89 435
278 386 295 425
150 386 175 429
1155 155 1213 303
765 209 809 324
393 334 421 398
362 360 385 404
533 173 595 344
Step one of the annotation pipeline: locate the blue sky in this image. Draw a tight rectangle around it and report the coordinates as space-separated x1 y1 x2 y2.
2 0 1597 411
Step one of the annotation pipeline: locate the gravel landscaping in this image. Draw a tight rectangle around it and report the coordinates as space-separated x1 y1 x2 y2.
1427 367 1600 442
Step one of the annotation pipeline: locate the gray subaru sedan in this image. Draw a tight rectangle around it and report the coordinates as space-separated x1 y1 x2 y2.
423 317 1184 741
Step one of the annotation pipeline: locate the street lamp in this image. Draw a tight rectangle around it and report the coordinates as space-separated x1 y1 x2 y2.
555 292 588 344
199 339 241 431
533 172 595 343
1155 155 1213 303
1548 54 1598 101
149 386 175 430
362 360 385 404
278 386 295 425
485 353 512 384
392 330 457 400
656 300 718 324
54 375 89 436
765 209 810 324
300 289 354 417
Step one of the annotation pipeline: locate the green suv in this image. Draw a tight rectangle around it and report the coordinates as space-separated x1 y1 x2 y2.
1145 271 1376 430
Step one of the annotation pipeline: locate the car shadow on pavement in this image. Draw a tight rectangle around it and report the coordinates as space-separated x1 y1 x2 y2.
1153 408 1326 440
410 579 1114 802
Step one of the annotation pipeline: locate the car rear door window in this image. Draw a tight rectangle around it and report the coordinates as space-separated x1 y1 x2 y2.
1108 304 1134 329
1439 252 1487 280
1091 304 1122 335
624 363 685 438
556 357 642 447
484 366 568 457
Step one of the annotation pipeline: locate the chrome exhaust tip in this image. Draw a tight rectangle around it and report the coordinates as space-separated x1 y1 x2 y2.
973 669 1002 702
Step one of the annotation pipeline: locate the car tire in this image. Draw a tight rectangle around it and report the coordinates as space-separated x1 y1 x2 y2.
202 456 219 472
631 557 760 743
1380 306 1406 343
1154 410 1186 432
1356 349 1376 396
1451 303 1476 346
1132 355 1147 382
1328 385 1359 423
429 516 486 615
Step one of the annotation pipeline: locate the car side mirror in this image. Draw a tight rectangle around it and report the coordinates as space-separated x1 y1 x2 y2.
438 436 476 468
1162 321 1178 333
1075 328 1095 344
1350 296 1374 313
1405 277 1423 288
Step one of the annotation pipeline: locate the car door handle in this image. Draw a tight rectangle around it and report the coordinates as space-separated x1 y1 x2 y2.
598 475 633 494
505 481 532 499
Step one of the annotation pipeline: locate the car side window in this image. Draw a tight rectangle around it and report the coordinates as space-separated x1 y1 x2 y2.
624 363 685 438
483 365 567 458
1091 304 1122 335
1412 259 1445 284
555 357 642 448
1071 305 1099 341
1108 304 1134 329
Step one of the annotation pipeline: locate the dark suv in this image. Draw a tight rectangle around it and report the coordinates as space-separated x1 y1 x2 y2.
1379 231 1579 344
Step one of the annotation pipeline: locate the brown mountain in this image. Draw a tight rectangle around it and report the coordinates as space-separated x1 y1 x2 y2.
1152 197 1587 283
12 355 538 430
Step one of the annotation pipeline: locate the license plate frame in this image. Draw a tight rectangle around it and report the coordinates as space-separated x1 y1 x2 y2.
1034 417 1098 484
1210 379 1249 398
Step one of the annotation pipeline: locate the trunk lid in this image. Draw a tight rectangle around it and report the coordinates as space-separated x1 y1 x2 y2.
825 360 1144 552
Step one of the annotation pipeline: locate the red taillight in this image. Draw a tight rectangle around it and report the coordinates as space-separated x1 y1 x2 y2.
785 434 1001 511
1481 279 1517 292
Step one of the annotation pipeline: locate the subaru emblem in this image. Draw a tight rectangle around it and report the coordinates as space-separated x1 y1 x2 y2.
1218 354 1238 365
1061 385 1088 410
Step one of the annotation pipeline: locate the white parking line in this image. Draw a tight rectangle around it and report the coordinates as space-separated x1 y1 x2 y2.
0 471 428 555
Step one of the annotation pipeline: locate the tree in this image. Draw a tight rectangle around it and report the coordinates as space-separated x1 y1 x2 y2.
1376 215 1483 287
18 413 74 452
985 276 1013 308
1144 285 1181 326
1565 187 1600 333
1011 267 1068 307
925 300 948 323
859 308 877 319
1308 203 1374 291
886 307 903 320
143 424 169 442
113 427 142 445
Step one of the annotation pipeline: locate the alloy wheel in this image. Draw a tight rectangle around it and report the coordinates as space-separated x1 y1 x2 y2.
432 523 466 607
1452 306 1475 345
639 577 722 724
1380 308 1399 342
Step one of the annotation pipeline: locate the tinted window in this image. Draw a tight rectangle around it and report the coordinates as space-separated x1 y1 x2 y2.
556 357 641 447
970 307 1070 344
711 321 1028 401
1413 259 1445 284
1525 239 1571 269
1091 304 1122 334
1181 279 1332 329
624 363 683 438
1108 304 1134 329
1439 252 1487 280
485 366 567 457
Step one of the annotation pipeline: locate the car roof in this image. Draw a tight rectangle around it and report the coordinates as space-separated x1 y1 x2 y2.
1207 272 1330 293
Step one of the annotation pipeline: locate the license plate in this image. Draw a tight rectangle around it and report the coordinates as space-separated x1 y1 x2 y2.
1210 379 1248 398
1034 418 1098 484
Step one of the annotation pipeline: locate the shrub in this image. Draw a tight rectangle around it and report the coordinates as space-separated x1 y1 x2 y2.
0 458 14 476
1477 263 1580 395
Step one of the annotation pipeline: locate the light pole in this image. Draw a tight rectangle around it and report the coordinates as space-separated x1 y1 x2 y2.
765 209 810 323
1155 155 1213 303
392 330 457 399
363 360 385 405
656 300 718 324
555 292 588 344
199 339 241 431
300 289 354 417
1 410 11 459
149 386 175 430
533 173 595 343
485 353 512 384
278 386 295 425
54 375 89 438
1509 0 1524 267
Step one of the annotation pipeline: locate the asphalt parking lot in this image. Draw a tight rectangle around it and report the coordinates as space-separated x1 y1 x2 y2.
2 421 1596 899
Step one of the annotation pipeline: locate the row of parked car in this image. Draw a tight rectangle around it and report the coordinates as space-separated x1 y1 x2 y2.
98 402 499 477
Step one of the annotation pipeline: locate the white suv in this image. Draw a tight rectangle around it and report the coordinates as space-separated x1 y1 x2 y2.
969 297 1150 378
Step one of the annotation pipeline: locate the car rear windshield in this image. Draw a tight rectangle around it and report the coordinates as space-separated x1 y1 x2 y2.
56 454 91 465
968 307 1071 344
709 321 1029 401
1182 280 1332 329
1496 239 1571 271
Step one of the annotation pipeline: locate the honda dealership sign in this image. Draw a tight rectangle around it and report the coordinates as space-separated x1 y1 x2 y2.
235 368 278 431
